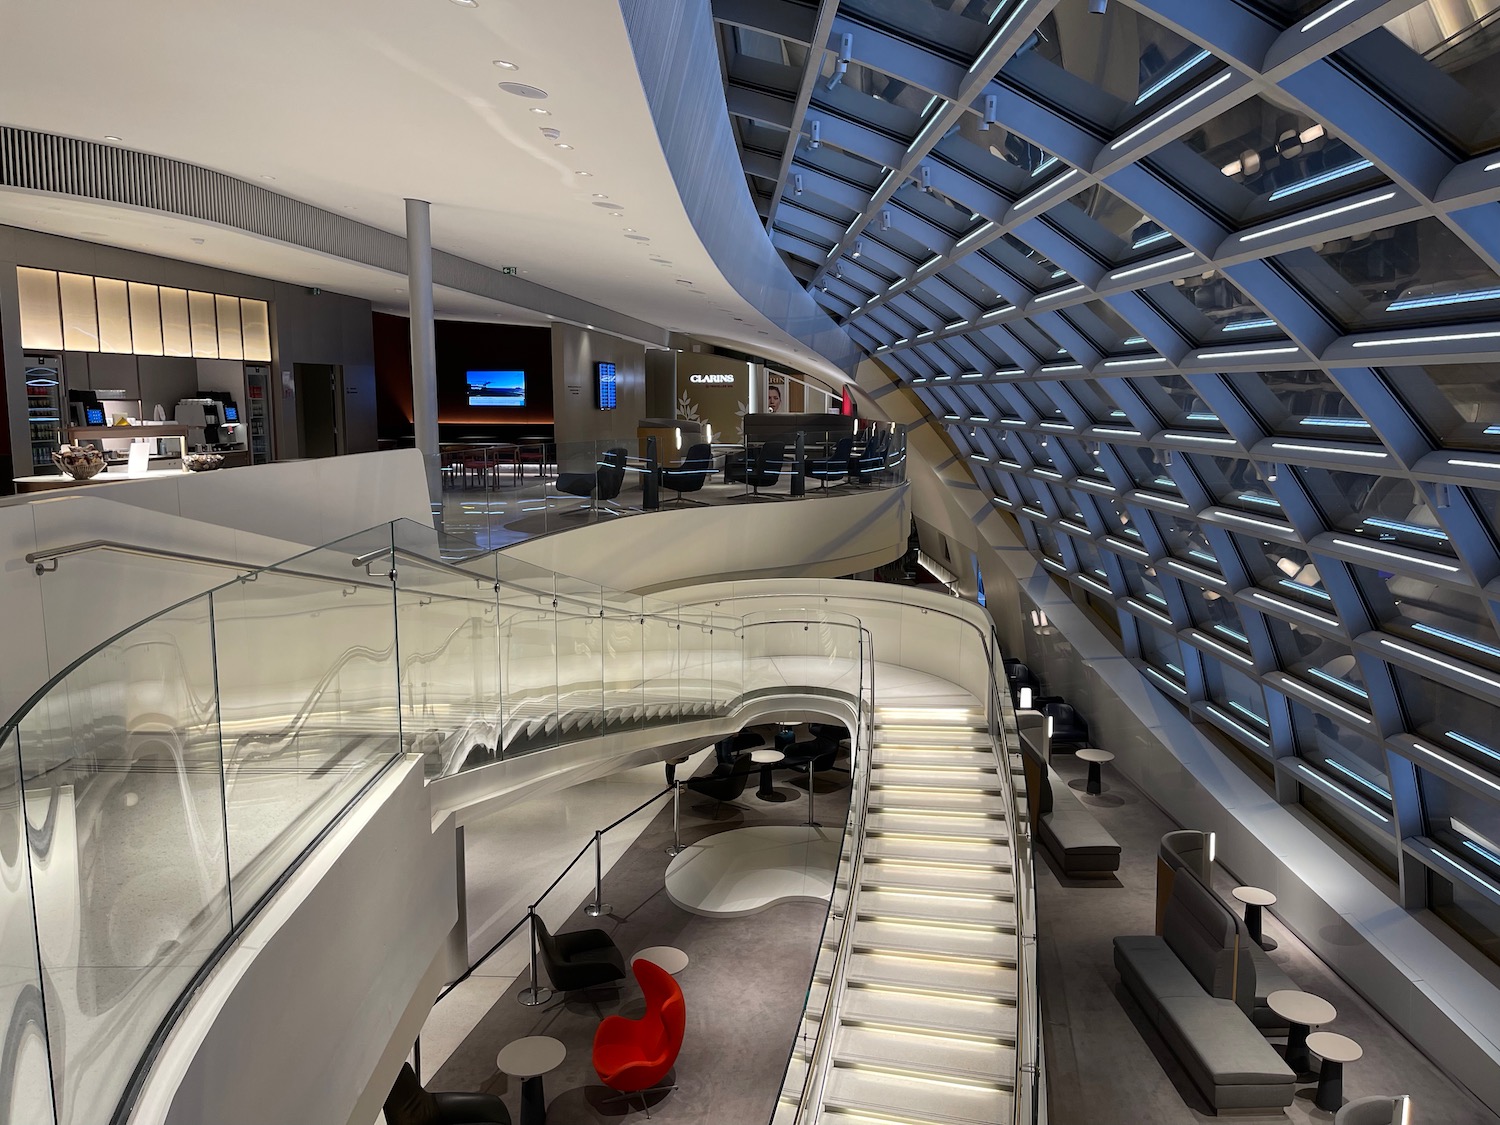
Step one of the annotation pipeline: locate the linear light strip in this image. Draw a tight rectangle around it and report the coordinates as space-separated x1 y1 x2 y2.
1238 191 1397 243
1013 169 1079 211
1110 250 1196 281
1111 72 1235 151
1352 329 1500 349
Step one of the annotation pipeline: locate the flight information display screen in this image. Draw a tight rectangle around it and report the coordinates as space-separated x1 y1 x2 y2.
596 362 617 410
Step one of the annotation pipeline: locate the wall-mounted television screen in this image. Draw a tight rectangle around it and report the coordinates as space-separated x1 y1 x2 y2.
467 370 526 407
596 361 617 410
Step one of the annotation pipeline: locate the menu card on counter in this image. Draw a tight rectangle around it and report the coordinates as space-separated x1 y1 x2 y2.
126 440 151 477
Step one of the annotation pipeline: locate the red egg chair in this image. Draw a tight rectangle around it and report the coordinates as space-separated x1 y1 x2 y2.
591 958 685 1117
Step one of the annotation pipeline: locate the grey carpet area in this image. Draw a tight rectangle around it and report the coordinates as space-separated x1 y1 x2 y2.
1037 752 1500 1125
431 759 851 1123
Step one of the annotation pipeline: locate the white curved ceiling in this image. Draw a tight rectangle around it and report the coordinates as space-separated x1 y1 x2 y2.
0 0 843 379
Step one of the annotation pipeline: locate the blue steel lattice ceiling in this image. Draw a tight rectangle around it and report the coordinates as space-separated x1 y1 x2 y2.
711 0 1500 961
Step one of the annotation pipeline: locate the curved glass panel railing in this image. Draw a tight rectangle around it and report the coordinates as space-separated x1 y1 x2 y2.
437 422 907 552
0 518 897 1125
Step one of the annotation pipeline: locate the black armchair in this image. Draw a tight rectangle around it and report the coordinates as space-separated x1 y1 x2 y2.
1041 701 1089 752
684 753 757 815
557 447 628 514
805 435 854 488
782 735 841 778
1005 661 1040 706
533 914 627 993
384 1063 511 1125
659 443 713 505
743 440 787 499
850 430 890 484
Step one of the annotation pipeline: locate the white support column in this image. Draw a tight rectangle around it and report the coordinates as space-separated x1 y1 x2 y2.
405 198 441 519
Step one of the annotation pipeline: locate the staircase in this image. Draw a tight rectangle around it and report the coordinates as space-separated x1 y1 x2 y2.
778 701 1021 1125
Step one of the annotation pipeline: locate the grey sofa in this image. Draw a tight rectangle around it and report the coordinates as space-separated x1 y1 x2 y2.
1115 872 1296 1113
1021 748 1121 877
1155 830 1296 1030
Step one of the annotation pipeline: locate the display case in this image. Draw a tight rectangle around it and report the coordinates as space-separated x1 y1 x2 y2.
24 353 64 473
246 363 273 464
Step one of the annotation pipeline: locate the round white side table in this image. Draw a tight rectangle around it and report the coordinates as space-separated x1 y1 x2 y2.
1307 1030 1362 1112
752 748 786 802
1232 884 1279 950
635 945 689 974
1266 989 1335 1074
1076 748 1114 795
497 1035 565 1125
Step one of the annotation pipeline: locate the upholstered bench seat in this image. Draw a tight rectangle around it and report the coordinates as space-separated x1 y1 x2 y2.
1158 995 1296 1110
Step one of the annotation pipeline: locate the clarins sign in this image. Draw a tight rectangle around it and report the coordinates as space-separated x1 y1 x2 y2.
689 373 736 384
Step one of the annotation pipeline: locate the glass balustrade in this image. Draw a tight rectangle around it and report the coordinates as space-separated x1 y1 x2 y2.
0 515 973 1125
435 423 907 554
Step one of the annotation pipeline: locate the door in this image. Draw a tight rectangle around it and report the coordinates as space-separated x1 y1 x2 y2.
293 363 339 458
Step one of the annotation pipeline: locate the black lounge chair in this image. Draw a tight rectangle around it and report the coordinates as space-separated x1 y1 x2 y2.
534 914 627 993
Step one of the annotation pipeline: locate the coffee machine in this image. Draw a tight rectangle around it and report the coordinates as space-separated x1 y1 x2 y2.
174 397 225 449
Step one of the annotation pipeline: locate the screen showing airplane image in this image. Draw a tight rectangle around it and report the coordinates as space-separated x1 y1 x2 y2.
466 369 526 407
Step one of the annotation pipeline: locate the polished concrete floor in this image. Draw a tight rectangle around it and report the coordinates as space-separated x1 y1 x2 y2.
1037 751 1500 1125
428 750 849 1123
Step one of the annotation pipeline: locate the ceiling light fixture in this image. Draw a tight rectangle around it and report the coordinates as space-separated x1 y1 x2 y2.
575 171 592 177
492 59 518 69
555 142 572 150
530 107 551 115
497 82 548 99
450 0 478 7
104 135 122 143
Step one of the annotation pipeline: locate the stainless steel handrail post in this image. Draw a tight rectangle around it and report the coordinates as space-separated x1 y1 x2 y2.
584 829 610 917
517 908 553 1006
665 781 686 856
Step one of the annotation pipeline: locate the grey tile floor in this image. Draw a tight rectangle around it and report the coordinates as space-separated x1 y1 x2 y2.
1037 751 1499 1125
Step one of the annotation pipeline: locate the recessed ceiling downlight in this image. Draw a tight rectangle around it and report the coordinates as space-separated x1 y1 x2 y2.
626 234 650 241
592 201 624 210
450 0 478 7
497 82 548 99
492 59 517 69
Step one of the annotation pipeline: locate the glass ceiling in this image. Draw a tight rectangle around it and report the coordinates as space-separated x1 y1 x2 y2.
713 0 1500 963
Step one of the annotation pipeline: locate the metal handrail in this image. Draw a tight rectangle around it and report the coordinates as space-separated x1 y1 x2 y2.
26 538 266 575
789 625 875 1123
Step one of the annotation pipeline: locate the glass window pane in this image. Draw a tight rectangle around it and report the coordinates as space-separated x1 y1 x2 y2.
1266 618 1367 700
1296 466 1455 554
1176 92 1386 221
1289 699 1392 809
1139 620 1185 680
16 267 62 351
1238 536 1333 606
1343 0 1500 156
1006 0 1225 131
1355 564 1500 668
1204 659 1269 729
1143 269 1284 344
1300 783 1399 879
1388 363 1500 451
1133 374 1223 429
1181 583 1247 640
1276 217 1500 331
1201 455 1284 515
1427 868 1500 966
1229 370 1374 438
1154 512 1220 568
58 272 99 353
1393 665 1500 771
1420 765 1500 859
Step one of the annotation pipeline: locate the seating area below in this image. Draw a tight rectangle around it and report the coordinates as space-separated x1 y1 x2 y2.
408 725 854 1124
1034 751 1499 1124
